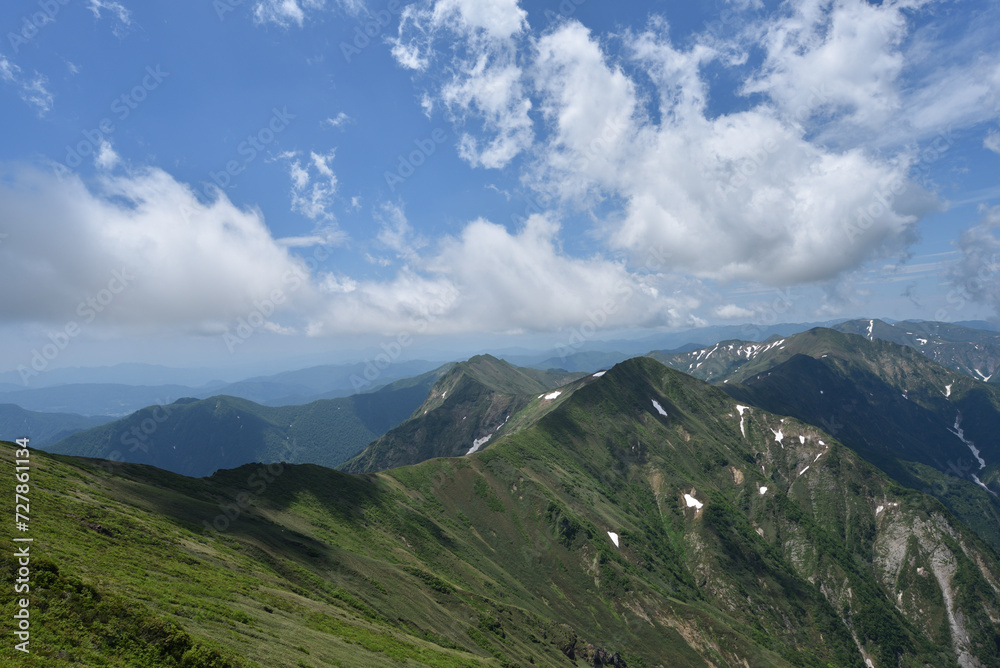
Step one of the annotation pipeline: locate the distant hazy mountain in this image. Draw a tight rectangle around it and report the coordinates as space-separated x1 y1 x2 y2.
7 355 1000 665
0 383 212 417
341 355 586 473
0 404 114 447
45 368 447 477
832 319 1000 382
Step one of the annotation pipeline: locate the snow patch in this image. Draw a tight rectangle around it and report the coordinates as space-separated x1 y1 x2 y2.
771 428 784 446
592 370 606 377
736 406 749 438
798 465 810 476
652 399 668 417
950 412 986 470
973 475 997 497
607 531 619 548
543 391 561 401
799 435 805 444
867 319 874 340
917 338 928 345
684 493 703 510
466 434 491 455
974 368 993 382
814 451 824 463
943 383 952 398
876 505 884 515
759 486 768 495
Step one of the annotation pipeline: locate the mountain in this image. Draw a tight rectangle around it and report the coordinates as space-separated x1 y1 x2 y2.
341 355 586 473
651 319 1000 387
831 319 1000 383
0 404 114 446
44 369 447 477
519 350 631 373
687 328 1000 549
5 356 1000 666
0 382 217 417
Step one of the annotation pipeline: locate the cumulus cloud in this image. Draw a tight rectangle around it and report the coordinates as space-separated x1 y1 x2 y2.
949 206 1000 318
986 131 1000 156
714 304 756 320
306 215 683 336
391 0 533 168
94 141 120 170
528 18 936 286
0 165 314 333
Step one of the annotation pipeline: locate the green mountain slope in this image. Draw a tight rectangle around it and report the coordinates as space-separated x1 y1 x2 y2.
341 354 585 473
832 319 1000 383
44 369 446 477
0 404 113 446
5 357 1000 666
714 328 1000 548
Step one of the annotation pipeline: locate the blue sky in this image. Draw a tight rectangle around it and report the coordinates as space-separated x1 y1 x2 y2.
1 0 999 377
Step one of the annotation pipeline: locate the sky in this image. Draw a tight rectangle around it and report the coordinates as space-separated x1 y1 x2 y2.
1 0 999 379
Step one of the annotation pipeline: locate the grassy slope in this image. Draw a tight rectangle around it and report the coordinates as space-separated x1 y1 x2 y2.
3 358 1000 666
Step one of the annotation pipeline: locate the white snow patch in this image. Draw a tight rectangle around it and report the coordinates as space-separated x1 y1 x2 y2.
799 435 805 444
814 452 824 463
818 440 825 446
607 531 619 547
943 384 952 398
759 486 768 495
466 434 492 455
867 319 874 340
592 371 606 377
972 475 997 496
684 493 703 510
652 399 668 417
442 391 447 398
771 428 784 445
974 368 993 382
798 465 810 476
950 412 986 470
876 505 884 515
543 391 561 401
917 338 928 345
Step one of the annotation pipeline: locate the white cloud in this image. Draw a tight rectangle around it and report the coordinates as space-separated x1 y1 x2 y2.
88 0 133 37
324 112 352 129
252 0 364 27
376 202 425 260
0 58 53 116
95 141 120 170
986 130 1000 156
0 165 315 333
714 304 756 320
391 0 533 168
950 206 1000 318
528 19 935 286
306 214 685 336
283 149 340 222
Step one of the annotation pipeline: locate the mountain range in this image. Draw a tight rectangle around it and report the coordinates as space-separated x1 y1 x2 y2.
4 353 1000 666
